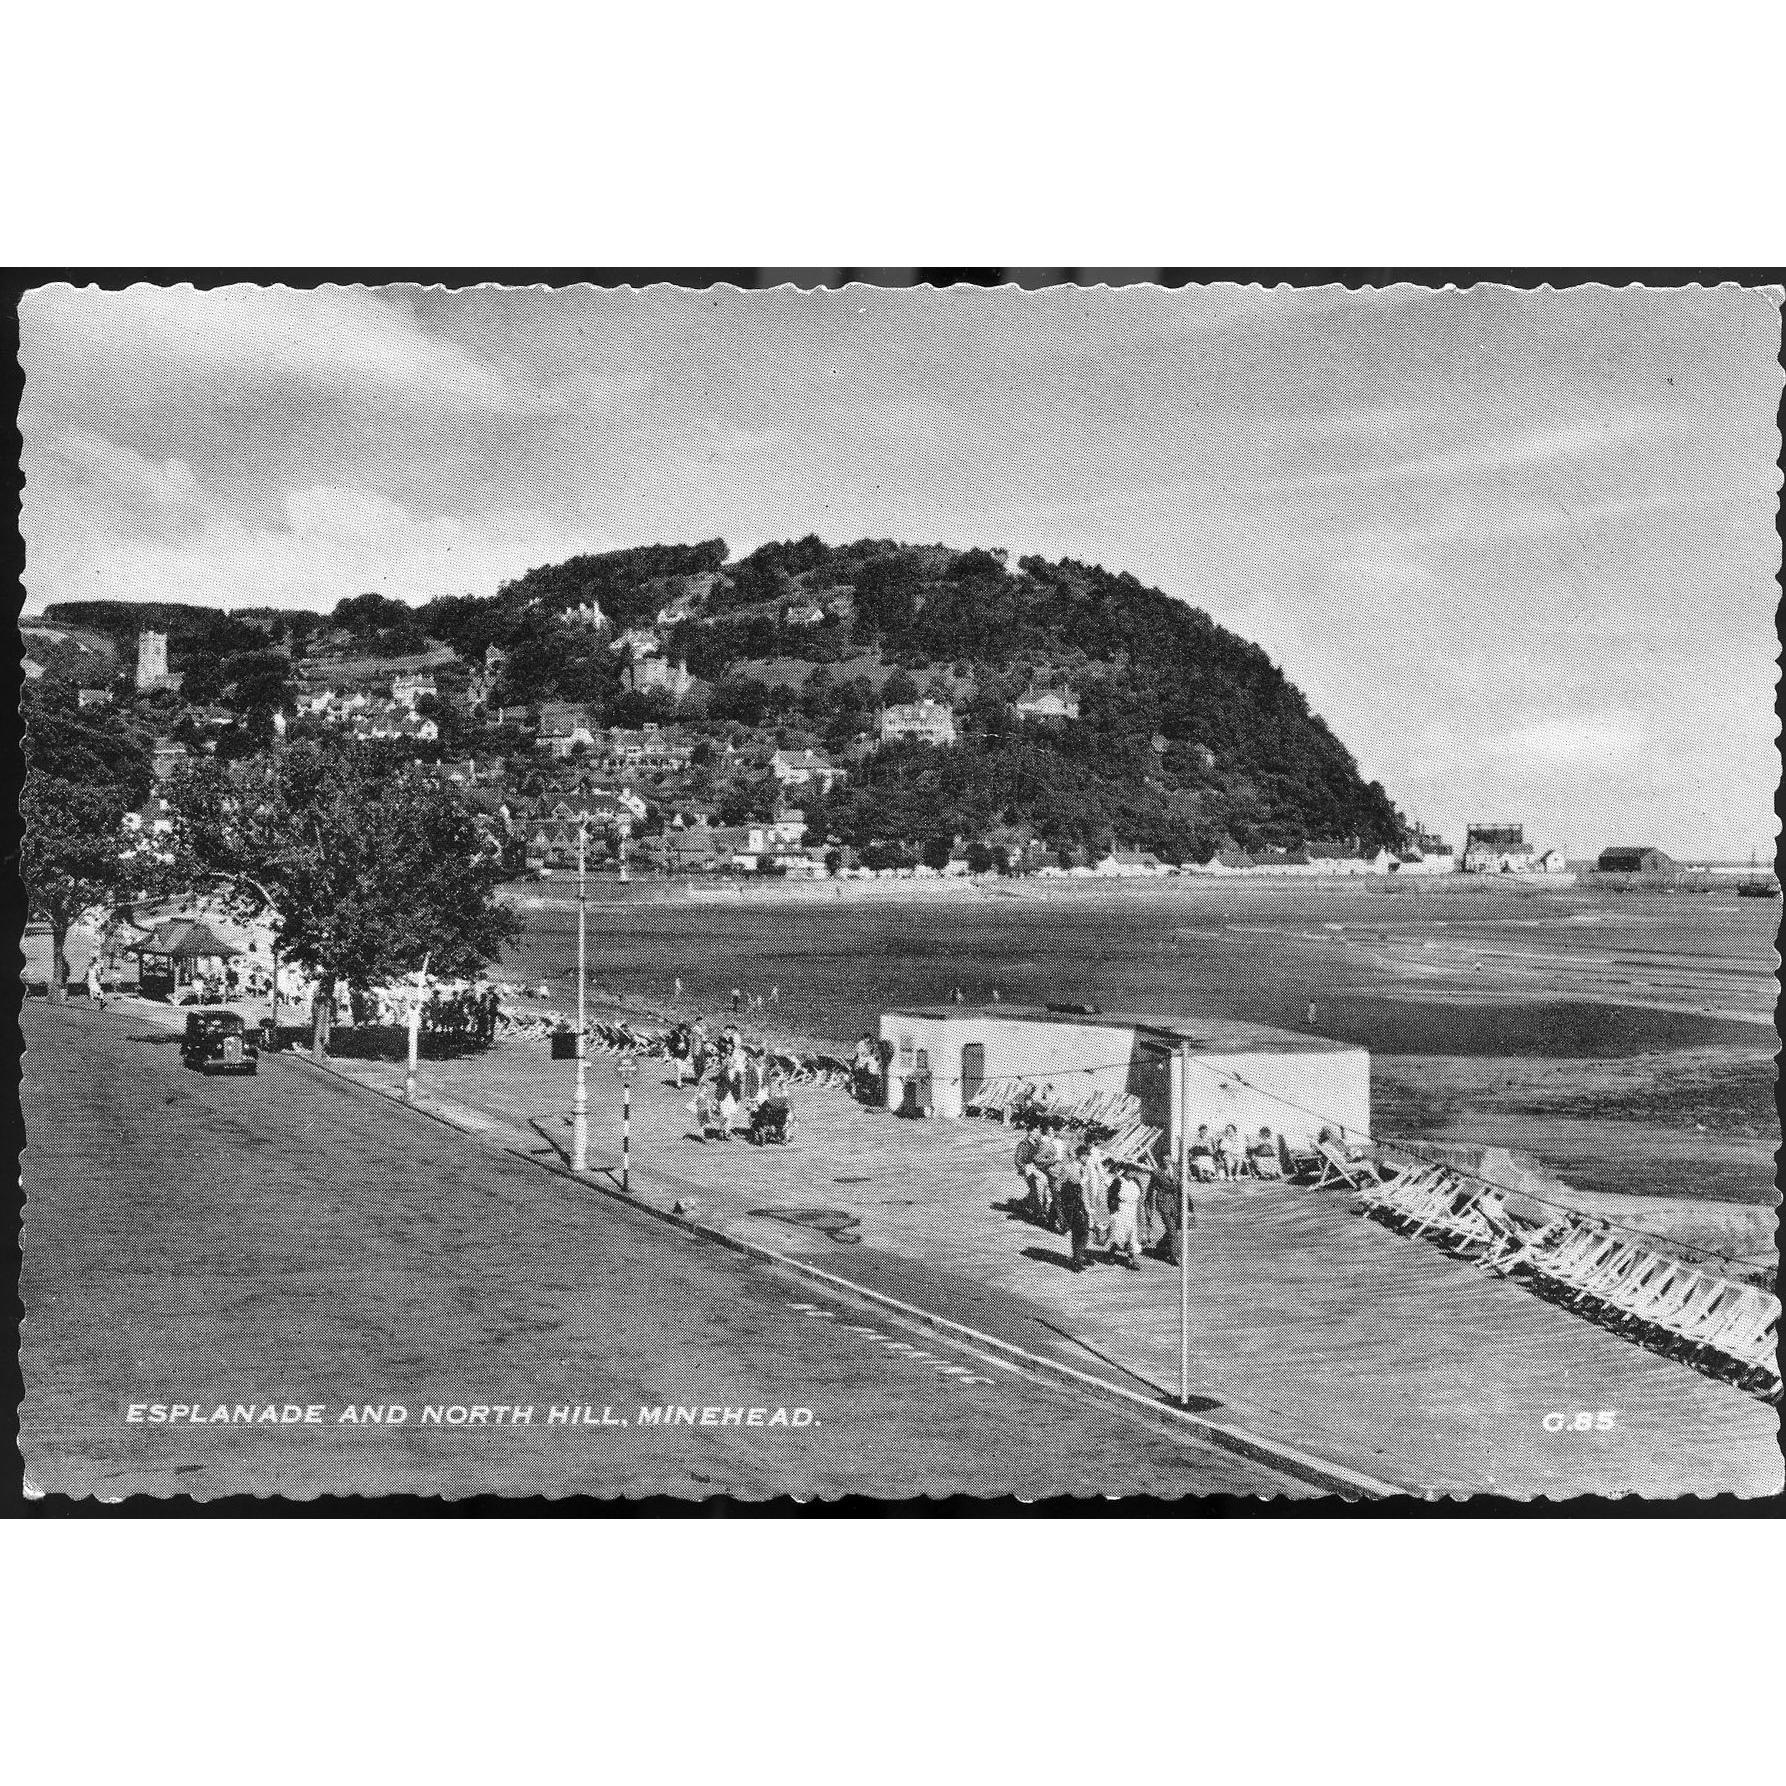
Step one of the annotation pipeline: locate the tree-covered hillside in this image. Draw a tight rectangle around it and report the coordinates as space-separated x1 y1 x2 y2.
417 536 1405 861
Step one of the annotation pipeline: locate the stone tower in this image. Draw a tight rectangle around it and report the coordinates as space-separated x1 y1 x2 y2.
136 630 169 690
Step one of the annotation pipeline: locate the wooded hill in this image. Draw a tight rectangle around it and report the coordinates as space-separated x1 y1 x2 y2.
420 537 1407 862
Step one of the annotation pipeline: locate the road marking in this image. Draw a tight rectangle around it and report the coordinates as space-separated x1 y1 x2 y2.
786 1299 992 1390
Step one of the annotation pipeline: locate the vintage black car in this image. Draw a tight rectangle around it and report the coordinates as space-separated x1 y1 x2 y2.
181 1010 260 1075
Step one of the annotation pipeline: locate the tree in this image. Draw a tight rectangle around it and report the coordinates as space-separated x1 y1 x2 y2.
164 742 520 1058
20 688 155 1002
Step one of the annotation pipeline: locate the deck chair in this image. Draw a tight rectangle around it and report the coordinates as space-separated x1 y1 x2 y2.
1539 1229 1627 1295
1578 1243 1657 1314
1314 1141 1378 1194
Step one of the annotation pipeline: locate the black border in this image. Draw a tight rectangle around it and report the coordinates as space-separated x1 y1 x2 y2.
5 267 1782 1519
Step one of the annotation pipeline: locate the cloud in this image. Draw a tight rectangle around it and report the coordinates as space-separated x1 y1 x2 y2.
21 284 559 414
1263 414 1665 494
1482 709 1648 768
23 429 590 612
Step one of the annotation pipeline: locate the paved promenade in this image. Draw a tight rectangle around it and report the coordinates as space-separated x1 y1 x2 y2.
257 1011 1782 1499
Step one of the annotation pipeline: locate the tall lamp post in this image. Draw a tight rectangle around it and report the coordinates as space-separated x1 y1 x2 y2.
1177 1039 1191 1406
571 823 589 1173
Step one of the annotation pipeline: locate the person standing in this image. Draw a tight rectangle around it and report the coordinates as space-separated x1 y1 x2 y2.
85 957 106 1011
1059 1143 1094 1271
731 986 742 1015
769 984 779 1005
674 975 684 1001
1106 1165 1145 1270
1014 1126 1048 1223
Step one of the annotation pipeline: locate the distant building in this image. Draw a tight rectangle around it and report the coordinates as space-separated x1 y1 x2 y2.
770 748 846 792
784 603 827 627
536 703 598 758
629 656 694 700
1596 844 1677 875
559 600 606 630
135 630 182 692
350 709 438 744
1461 822 1564 874
77 687 113 707
1015 686 1080 722
599 725 693 773
610 626 660 658
880 698 957 747
391 672 437 709
484 643 508 671
150 739 189 780
136 630 168 690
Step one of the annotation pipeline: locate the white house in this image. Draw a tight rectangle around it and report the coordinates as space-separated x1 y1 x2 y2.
770 748 845 792
1015 687 1080 721
880 699 957 747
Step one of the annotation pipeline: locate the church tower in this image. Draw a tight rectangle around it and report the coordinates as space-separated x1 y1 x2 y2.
135 630 169 690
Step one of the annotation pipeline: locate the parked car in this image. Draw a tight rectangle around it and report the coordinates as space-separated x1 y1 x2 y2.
181 1009 260 1076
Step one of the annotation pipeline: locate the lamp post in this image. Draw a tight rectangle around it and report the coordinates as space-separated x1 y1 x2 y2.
571 824 589 1173
404 951 431 1104
617 1052 636 1192
1177 1039 1191 1406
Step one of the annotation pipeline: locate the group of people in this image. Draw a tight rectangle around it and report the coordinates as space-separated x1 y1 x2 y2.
677 1021 796 1145
1012 1121 1182 1272
1185 1123 1291 1182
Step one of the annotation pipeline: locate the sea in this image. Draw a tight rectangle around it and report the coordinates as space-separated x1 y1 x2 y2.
499 877 1779 1061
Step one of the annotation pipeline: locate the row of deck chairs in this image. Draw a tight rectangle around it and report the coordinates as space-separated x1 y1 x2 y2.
767 1050 856 1091
1315 1144 1781 1400
586 1020 672 1057
964 1076 1165 1169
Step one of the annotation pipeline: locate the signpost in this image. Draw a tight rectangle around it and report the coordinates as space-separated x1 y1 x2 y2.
617 1053 636 1192
571 826 589 1173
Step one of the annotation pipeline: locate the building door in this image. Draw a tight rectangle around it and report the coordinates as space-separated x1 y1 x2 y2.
960 1042 985 1106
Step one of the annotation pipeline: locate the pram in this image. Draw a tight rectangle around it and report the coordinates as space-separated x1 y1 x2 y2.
748 1097 795 1146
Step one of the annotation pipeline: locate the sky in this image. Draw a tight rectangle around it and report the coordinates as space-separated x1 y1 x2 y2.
18 281 1783 860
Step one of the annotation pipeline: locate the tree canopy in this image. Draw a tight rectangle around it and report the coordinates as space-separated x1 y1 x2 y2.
20 687 157 999
163 742 521 1035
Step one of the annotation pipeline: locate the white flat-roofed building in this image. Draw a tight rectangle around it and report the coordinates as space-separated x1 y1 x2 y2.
878 1004 1369 1158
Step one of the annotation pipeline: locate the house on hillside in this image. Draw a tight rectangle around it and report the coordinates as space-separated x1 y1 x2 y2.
598 725 693 773
610 626 660 658
350 709 438 744
77 687 113 707
879 698 957 747
629 656 694 700
537 703 597 758
1015 686 1080 722
391 672 437 709
559 600 606 630
769 748 846 792
484 642 508 671
1596 844 1676 875
148 740 188 782
784 603 827 627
